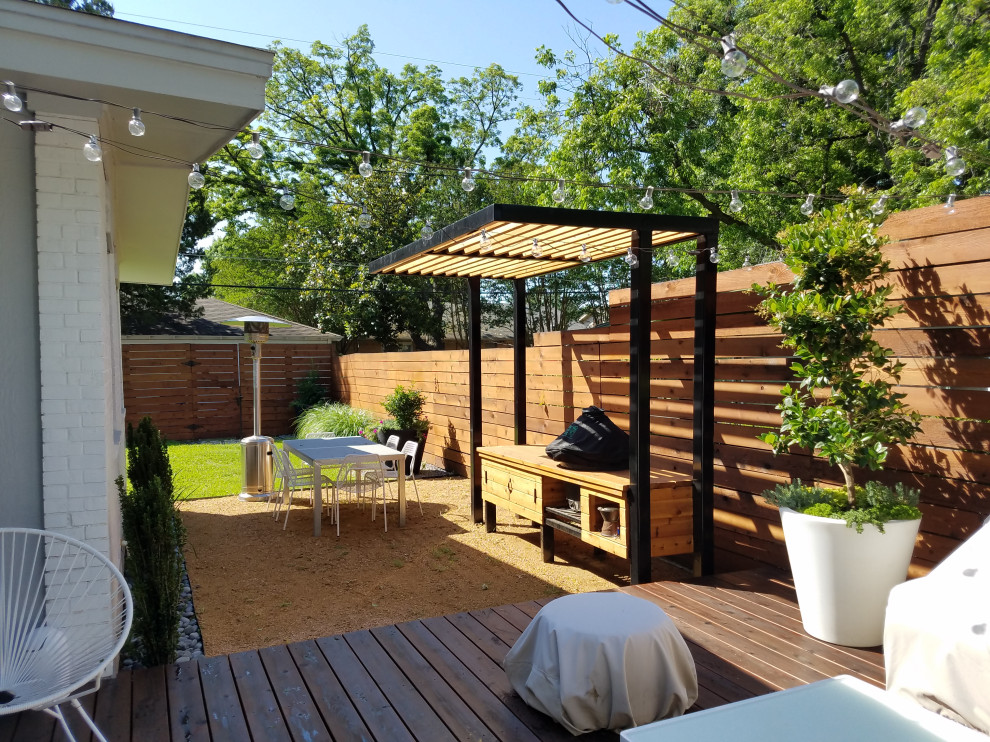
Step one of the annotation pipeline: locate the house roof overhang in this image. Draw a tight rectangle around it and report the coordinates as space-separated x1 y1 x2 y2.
369 204 717 279
0 0 274 285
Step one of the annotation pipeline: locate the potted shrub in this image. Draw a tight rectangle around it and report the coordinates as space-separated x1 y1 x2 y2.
752 199 922 647
378 384 429 474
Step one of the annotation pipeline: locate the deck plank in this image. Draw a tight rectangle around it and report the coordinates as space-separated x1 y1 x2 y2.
130 665 169 742
198 654 253 742
286 639 374 742
258 644 333 742
90 666 131 742
315 634 415 742
228 650 292 742
165 660 211 742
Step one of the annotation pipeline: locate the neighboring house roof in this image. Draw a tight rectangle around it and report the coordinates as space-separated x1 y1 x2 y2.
0 0 274 285
123 298 342 344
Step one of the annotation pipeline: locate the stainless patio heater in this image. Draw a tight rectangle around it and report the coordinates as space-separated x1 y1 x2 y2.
225 314 288 501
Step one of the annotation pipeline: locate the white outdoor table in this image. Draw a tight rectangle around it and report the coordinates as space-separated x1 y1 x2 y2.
282 436 406 537
619 675 988 741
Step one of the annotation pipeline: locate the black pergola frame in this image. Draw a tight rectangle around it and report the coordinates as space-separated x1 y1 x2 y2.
369 203 718 582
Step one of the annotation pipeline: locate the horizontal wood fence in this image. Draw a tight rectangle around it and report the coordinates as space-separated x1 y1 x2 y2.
335 197 990 576
123 343 335 441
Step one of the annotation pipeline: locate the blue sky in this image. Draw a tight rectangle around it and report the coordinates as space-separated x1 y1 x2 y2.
112 0 670 104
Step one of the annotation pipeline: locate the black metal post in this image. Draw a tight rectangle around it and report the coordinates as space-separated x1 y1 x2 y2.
693 233 718 576
468 275 484 523
628 230 652 585
513 278 527 445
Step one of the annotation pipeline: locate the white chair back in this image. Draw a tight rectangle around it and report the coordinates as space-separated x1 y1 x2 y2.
385 435 400 449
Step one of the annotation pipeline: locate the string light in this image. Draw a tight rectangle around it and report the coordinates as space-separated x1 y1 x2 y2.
719 33 747 78
479 228 491 248
944 193 956 214
420 218 433 240
358 204 372 229
128 108 146 137
742 253 751 268
580 244 591 262
623 244 639 268
279 191 295 210
891 106 928 132
83 135 103 162
709 246 720 264
819 79 860 104
728 190 743 213
638 186 654 210
359 151 373 178
531 238 542 257
800 194 815 216
945 147 966 177
187 163 205 189
246 132 264 160
2 81 22 112
870 194 888 215
552 179 566 204
461 168 476 192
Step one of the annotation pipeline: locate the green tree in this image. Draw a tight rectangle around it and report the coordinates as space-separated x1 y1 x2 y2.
29 0 113 16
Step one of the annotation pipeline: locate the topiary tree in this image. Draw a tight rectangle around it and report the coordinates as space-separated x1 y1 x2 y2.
753 199 922 511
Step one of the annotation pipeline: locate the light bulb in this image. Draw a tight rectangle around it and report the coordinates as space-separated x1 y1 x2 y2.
623 246 639 269
2 82 23 112
710 247 720 264
246 132 264 160
742 253 752 268
420 219 433 240
552 179 566 204
870 194 888 216
944 193 956 214
580 244 591 263
187 164 205 190
834 79 859 104
719 34 747 78
128 108 146 137
279 192 295 210
903 106 928 129
359 151 373 178
800 193 815 216
638 186 654 210
479 229 491 248
83 135 102 162
531 238 542 258
945 147 966 177
461 168 476 192
358 205 372 229
729 189 743 213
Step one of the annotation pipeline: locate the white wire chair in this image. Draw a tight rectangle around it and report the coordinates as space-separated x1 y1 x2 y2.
331 454 388 535
380 440 424 517
384 435 400 449
270 446 333 530
0 528 133 742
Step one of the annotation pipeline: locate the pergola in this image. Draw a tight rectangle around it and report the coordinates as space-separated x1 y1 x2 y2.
369 204 719 582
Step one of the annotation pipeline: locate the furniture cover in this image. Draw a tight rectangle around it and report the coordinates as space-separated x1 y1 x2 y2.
503 592 697 735
884 519 990 735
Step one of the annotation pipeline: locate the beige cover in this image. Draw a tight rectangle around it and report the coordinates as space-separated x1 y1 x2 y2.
884 520 990 735
503 592 698 735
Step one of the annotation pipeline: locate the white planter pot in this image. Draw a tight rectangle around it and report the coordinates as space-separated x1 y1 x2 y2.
779 507 921 647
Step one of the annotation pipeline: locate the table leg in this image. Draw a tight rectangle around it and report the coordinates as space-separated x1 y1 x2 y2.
398 458 406 527
541 522 555 563
313 462 322 537
484 501 496 533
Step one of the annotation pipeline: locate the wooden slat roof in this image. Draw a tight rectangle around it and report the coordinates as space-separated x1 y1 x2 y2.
369 204 718 279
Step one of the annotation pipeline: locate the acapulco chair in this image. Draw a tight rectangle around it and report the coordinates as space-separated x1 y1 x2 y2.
0 528 133 742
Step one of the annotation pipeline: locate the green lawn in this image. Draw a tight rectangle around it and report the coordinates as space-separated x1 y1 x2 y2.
169 441 243 500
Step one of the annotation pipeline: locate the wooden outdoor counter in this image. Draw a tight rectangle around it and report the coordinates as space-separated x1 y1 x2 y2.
478 445 694 562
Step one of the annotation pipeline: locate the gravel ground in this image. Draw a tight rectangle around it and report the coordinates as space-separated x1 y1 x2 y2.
177 475 691 656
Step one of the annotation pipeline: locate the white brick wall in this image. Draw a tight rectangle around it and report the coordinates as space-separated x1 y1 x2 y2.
34 114 123 560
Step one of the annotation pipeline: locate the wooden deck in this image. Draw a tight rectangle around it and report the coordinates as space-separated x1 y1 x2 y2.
2 568 884 741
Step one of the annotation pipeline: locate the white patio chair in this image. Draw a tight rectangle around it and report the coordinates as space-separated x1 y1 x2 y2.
0 528 133 742
384 435 400 449
331 454 387 535
304 432 336 439
270 446 333 531
380 439 423 516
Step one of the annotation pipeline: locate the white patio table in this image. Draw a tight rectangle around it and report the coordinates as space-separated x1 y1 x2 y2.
282 436 406 537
